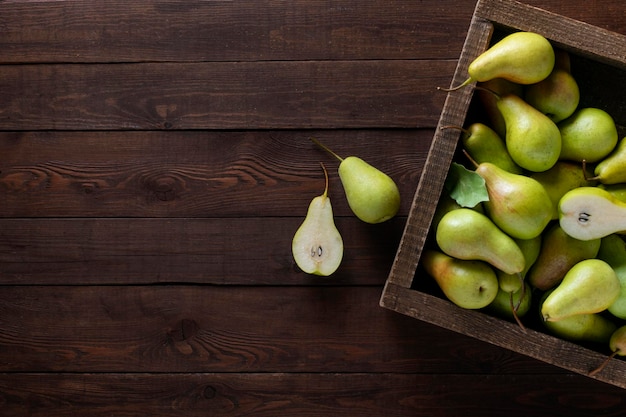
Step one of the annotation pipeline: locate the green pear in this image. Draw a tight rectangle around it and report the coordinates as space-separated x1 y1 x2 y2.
590 137 626 185
435 208 525 275
452 123 522 174
558 108 618 163
422 250 499 309
488 282 532 321
559 186 626 240
524 49 580 123
527 223 601 291
597 234 626 320
310 137 400 224
292 163 343 276
542 312 616 344
476 78 525 138
497 235 541 293
443 31 555 91
497 93 562 172
541 258 620 322
473 161 553 239
599 183 626 203
530 161 596 220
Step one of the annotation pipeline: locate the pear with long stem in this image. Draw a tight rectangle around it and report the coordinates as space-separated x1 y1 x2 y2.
292 163 343 276
310 137 400 224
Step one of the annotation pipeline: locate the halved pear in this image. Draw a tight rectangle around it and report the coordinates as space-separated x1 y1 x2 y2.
292 163 343 276
559 186 626 240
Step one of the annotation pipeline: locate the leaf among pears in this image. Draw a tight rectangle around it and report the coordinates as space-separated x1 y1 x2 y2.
444 162 489 208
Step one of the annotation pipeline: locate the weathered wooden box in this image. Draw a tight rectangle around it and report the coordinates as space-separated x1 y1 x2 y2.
380 0 626 388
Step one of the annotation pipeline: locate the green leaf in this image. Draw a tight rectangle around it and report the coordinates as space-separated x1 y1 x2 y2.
444 162 489 208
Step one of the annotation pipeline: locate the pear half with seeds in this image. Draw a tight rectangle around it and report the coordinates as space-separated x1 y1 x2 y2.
292 163 344 276
559 186 626 241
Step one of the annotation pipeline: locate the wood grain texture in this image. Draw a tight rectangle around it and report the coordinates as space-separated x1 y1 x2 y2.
0 61 451 130
0 286 550 374
0 130 428 218
1 373 624 417
0 217 407 285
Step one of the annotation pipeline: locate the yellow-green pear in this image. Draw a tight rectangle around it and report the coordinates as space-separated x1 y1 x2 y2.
473 161 553 239
497 93 562 172
558 108 618 163
527 223 601 291
476 78 525 138
435 208 525 275
310 137 400 224
531 161 596 220
590 137 626 185
422 250 499 309
541 259 620 322
599 183 626 203
542 312 617 344
559 186 626 240
497 235 541 294
443 31 555 91
597 234 626 320
453 122 522 174
488 282 532 321
525 49 580 123
292 163 343 276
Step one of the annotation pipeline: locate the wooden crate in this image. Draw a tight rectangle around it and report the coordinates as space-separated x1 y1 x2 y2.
380 0 626 388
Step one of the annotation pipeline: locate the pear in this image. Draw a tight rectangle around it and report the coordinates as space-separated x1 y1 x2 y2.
497 93 561 172
525 49 580 123
291 163 343 276
530 161 595 220
527 223 601 291
589 325 626 376
558 108 618 163
475 78 525 138
310 137 400 224
473 161 553 239
422 250 499 309
449 123 521 174
599 183 626 203
442 31 555 91
590 137 626 185
488 282 532 322
541 258 620 322
435 208 525 275
559 186 626 240
497 235 542 294
597 234 626 320
542 312 616 344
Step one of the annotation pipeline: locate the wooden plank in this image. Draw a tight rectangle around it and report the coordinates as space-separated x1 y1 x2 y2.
0 217 406 285
0 61 452 130
381 280 626 390
0 0 476 63
0 130 429 218
1 372 621 417
0 286 551 373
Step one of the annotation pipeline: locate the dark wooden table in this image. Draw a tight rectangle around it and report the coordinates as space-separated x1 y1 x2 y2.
1 1 625 416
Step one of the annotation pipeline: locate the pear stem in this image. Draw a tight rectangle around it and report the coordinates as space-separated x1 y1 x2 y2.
310 137 344 162
462 148 479 169
509 289 527 333
589 349 621 377
440 125 469 135
473 85 501 99
437 77 473 92
581 159 600 182
320 162 329 198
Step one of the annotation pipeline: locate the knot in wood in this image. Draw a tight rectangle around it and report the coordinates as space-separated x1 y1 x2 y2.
169 319 199 342
147 175 180 201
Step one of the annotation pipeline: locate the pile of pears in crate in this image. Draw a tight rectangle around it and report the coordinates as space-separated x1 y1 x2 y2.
426 31 626 367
